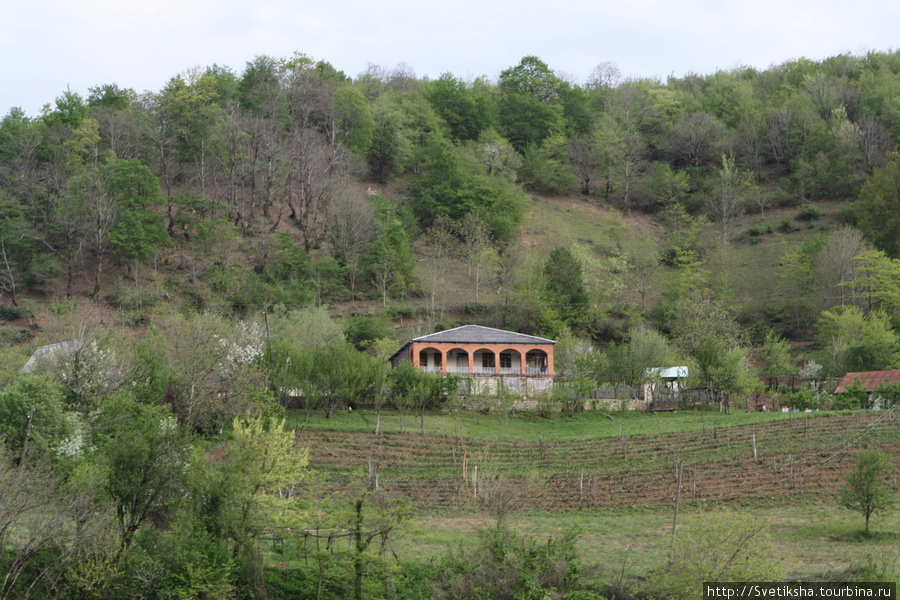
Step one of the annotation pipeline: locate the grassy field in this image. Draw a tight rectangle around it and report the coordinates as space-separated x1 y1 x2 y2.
286 407 900 584
289 405 806 440
399 504 900 582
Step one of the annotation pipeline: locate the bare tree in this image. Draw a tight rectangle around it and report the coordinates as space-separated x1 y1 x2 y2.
0 452 116 600
620 233 661 310
764 105 795 168
285 128 347 250
856 116 895 174
328 187 377 298
663 112 726 168
568 135 599 195
416 215 458 320
586 61 623 91
389 62 418 93
94 106 144 160
813 225 871 310
209 106 254 232
459 213 497 302
245 113 286 227
707 154 754 240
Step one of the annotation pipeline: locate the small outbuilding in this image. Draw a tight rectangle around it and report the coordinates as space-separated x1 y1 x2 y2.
834 369 900 408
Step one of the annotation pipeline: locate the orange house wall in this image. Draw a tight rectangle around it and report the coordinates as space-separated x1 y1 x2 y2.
408 342 554 377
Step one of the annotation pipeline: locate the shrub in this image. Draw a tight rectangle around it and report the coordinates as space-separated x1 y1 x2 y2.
0 328 33 345
652 514 781 600
796 203 822 221
777 218 798 233
784 389 818 411
0 306 25 321
434 526 584 600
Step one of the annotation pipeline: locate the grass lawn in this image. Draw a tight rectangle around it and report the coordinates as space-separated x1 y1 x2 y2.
400 503 900 583
287 406 809 442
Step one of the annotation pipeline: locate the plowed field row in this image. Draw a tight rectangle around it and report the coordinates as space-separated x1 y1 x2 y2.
297 412 900 511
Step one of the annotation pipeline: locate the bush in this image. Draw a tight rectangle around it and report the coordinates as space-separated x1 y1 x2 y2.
652 514 781 600
0 305 25 321
796 203 822 221
777 218 798 234
784 390 818 411
108 281 161 311
343 313 392 351
745 226 763 238
0 328 32 345
434 526 584 600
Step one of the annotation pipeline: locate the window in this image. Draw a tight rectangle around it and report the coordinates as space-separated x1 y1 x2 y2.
481 353 495 368
500 352 512 368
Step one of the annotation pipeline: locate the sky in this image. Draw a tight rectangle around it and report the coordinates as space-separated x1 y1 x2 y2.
2 0 898 118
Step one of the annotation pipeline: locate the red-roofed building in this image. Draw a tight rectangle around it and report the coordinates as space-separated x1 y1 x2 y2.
834 369 900 409
834 369 900 394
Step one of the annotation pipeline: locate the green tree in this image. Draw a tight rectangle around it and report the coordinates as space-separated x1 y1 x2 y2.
707 153 756 240
269 339 375 418
434 525 584 600
606 324 678 389
465 127 520 182
365 198 415 305
411 132 527 242
0 197 37 306
367 97 413 182
333 86 374 156
225 415 309 535
148 312 268 432
850 249 900 313
0 374 70 464
855 151 900 258
498 56 565 151
839 448 896 534
779 233 827 335
104 157 170 268
668 288 741 356
96 399 193 557
519 135 576 194
818 306 899 375
425 72 495 142
640 161 690 212
543 246 590 332
0 447 115 600
694 341 754 409
756 331 795 390
389 361 457 434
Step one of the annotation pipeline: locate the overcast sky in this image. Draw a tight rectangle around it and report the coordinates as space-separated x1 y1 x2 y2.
3 0 898 118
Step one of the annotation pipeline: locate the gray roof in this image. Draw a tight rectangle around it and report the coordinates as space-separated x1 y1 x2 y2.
21 340 82 372
411 325 556 346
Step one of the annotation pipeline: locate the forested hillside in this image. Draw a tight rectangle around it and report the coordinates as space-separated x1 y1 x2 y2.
2 53 900 353
2 50 900 599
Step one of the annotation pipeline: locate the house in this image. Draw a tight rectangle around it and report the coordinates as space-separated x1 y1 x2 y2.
21 340 84 373
389 325 556 395
834 369 900 408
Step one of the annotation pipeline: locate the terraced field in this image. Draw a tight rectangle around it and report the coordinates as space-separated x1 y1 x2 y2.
295 410 900 512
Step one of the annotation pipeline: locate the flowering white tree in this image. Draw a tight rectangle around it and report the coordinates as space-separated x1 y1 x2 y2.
153 312 269 432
